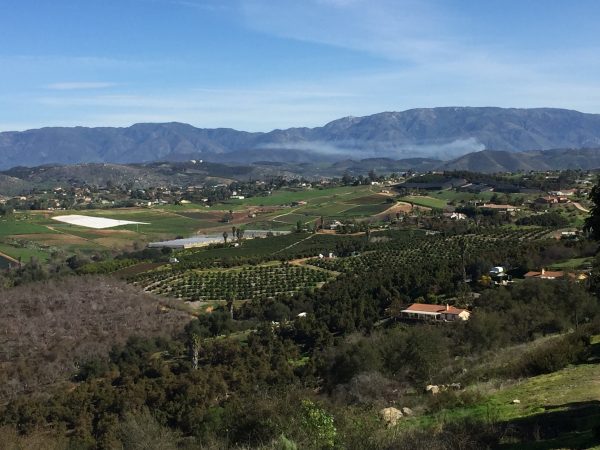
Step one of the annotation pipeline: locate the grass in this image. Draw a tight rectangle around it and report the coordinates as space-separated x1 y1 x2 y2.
400 195 447 209
549 257 593 270
0 242 51 262
222 186 372 207
341 203 390 216
400 358 600 449
0 218 57 236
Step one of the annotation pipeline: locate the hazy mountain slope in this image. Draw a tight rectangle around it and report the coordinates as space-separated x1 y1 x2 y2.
441 148 600 172
2 107 600 169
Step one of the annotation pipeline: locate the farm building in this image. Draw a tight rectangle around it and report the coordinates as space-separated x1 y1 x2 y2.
399 303 470 322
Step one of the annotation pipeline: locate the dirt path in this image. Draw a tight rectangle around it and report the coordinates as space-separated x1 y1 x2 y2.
572 202 590 213
272 233 315 255
288 257 341 276
373 201 430 220
0 250 20 265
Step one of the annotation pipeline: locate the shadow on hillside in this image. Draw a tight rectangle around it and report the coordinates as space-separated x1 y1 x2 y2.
497 400 600 449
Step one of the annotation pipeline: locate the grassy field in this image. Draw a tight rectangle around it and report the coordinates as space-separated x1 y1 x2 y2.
399 195 448 209
0 242 51 262
221 185 373 207
0 217 59 236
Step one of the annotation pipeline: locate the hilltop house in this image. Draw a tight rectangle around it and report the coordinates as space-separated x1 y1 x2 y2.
524 268 588 282
400 303 470 322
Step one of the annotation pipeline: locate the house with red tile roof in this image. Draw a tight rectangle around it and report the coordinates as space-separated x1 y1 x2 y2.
400 303 470 322
524 268 588 281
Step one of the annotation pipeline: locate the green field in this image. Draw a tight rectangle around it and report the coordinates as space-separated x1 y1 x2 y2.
221 185 373 207
341 202 390 216
0 242 52 262
549 257 593 270
0 218 57 236
400 195 448 209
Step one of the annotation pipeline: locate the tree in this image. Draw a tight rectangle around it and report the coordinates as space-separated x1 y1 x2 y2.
226 292 235 320
236 228 244 243
301 400 337 448
584 181 600 240
341 172 352 185
190 334 201 370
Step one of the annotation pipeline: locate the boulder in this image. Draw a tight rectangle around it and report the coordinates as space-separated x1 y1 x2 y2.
426 384 440 395
401 407 414 416
380 407 403 427
511 399 521 404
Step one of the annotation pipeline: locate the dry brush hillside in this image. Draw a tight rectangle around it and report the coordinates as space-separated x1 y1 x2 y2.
0 276 191 401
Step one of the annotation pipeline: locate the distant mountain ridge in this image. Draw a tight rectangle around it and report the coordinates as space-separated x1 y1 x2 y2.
2 107 600 169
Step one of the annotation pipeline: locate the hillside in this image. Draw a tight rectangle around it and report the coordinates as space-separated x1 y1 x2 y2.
0 276 189 400
3 107 600 168
442 148 600 172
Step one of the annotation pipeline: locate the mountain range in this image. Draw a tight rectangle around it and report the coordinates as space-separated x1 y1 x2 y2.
2 107 600 169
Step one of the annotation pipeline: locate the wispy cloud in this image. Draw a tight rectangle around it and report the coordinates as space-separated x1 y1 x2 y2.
46 82 118 90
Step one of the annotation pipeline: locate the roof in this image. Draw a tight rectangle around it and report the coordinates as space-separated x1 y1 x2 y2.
525 270 588 280
525 270 564 278
402 303 468 315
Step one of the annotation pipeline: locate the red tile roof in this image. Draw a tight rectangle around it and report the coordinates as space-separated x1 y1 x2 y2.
403 303 467 315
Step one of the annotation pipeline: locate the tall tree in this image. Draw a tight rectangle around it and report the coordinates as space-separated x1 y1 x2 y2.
584 181 600 240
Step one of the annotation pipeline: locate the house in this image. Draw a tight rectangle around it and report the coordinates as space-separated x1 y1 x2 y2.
535 196 558 205
548 189 576 197
329 220 343 230
399 303 470 322
524 268 588 282
443 212 467 220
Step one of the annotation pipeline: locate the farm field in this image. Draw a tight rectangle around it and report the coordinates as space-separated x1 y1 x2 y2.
399 195 448 209
309 227 551 275
131 263 334 302
0 185 398 261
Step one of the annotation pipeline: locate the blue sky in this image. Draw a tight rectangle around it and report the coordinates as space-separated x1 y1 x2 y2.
1 0 600 131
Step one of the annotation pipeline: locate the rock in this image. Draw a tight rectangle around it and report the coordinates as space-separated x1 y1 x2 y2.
401 407 414 416
449 383 462 391
511 399 521 404
426 385 440 395
380 407 403 427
